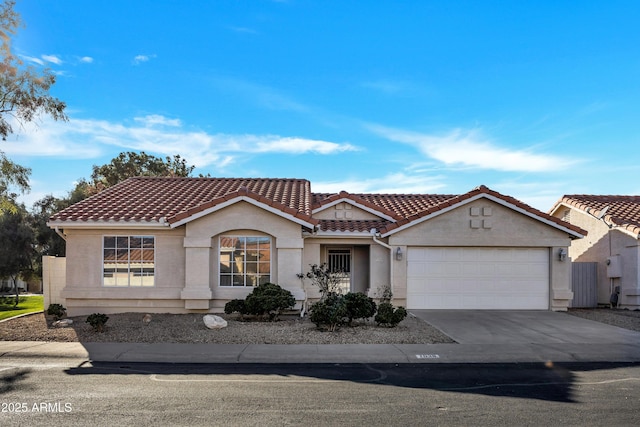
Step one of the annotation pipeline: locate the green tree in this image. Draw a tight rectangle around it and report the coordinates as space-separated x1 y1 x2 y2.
0 0 67 140
0 205 35 306
1 0 67 212
30 151 200 263
90 151 196 189
0 150 29 212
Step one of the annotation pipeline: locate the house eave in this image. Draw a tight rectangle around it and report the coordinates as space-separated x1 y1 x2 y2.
47 220 169 230
313 230 377 238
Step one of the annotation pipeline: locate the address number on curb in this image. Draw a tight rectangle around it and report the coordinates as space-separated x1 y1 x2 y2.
415 354 440 359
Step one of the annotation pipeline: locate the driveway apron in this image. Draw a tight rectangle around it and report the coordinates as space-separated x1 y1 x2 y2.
410 310 640 344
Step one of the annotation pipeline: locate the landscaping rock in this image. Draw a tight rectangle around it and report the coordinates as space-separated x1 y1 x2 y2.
142 314 152 325
53 319 73 328
203 314 228 329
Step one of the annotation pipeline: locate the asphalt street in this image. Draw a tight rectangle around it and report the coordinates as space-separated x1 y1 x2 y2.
1 358 639 426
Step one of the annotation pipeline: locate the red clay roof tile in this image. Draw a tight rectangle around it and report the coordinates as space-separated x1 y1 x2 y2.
50 178 582 237
555 195 640 237
50 177 315 225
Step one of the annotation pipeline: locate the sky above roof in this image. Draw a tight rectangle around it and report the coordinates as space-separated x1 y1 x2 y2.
5 0 639 211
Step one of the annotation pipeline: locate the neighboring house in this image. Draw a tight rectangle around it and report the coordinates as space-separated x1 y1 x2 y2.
550 195 640 309
0 277 27 293
47 177 585 316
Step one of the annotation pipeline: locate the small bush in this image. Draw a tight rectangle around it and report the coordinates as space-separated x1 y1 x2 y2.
374 302 407 327
343 292 376 325
244 283 295 321
86 313 109 332
224 299 247 316
46 303 67 320
309 293 348 332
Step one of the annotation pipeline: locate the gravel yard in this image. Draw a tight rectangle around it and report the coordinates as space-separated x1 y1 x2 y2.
1 308 638 344
0 312 455 344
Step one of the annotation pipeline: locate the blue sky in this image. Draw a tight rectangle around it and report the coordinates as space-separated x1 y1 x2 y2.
5 0 640 211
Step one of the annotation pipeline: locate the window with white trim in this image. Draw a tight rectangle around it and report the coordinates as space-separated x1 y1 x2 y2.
219 236 271 287
103 236 155 287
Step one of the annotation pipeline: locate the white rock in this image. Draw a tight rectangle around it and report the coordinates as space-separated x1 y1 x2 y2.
203 314 228 329
53 319 73 327
142 314 152 324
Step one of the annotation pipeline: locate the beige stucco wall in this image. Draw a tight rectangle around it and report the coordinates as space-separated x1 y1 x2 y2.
388 199 575 310
551 205 640 308
60 202 308 315
60 227 186 316
42 256 66 308
182 201 306 310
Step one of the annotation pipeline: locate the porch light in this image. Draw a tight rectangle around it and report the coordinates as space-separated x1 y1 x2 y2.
395 247 403 261
558 248 567 262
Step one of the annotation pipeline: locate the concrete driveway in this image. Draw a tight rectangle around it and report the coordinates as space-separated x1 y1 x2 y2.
411 310 640 344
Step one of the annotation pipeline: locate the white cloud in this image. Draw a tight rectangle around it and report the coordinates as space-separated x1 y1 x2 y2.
313 172 446 194
252 137 358 154
20 55 45 66
134 115 182 127
368 124 579 173
133 54 156 65
42 54 63 65
21 54 64 65
80 56 94 63
2 115 359 169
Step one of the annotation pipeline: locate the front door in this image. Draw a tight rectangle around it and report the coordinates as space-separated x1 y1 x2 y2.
327 248 352 294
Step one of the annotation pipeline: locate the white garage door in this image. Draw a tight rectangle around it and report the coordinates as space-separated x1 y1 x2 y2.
407 247 549 310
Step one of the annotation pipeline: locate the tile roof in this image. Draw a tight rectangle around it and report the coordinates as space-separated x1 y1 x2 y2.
312 191 458 220
49 178 583 237
554 195 640 237
49 177 315 225
318 219 393 233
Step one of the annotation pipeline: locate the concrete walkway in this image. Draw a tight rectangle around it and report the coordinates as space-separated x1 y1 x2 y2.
1 311 640 364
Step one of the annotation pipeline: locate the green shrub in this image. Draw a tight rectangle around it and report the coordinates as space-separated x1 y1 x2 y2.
244 282 295 321
224 299 247 316
374 302 407 327
46 303 66 320
343 292 376 325
86 313 109 332
309 293 348 332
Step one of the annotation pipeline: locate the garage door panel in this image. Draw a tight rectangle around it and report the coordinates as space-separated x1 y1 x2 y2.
407 247 549 310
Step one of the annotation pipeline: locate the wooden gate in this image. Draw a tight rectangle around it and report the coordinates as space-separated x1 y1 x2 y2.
570 262 597 308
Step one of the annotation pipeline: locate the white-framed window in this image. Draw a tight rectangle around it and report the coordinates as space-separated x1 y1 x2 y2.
103 236 155 287
219 236 271 287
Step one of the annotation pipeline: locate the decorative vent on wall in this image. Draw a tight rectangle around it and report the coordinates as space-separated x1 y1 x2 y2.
470 206 493 229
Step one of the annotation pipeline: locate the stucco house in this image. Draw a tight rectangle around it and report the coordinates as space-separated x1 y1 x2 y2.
47 177 585 316
549 195 640 309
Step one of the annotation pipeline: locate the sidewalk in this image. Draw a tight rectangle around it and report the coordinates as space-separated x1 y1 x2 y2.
2 340 640 364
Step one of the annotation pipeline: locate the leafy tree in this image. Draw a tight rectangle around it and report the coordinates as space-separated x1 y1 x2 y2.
0 0 67 140
0 151 29 212
1 0 66 212
31 194 67 257
0 205 35 306
29 151 200 264
90 151 196 189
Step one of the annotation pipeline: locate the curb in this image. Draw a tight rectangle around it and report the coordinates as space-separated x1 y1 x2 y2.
0 310 44 324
